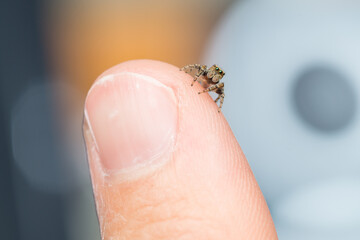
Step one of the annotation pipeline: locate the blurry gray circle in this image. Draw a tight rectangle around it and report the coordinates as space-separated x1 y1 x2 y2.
11 82 87 193
293 66 356 132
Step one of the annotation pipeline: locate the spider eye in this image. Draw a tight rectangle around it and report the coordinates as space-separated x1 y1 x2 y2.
215 67 219 71
219 70 223 74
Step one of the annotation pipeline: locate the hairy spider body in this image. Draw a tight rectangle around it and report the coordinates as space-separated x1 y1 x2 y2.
180 64 225 112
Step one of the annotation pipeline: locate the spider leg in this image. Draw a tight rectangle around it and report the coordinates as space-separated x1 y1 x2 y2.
198 82 224 94
198 82 225 112
216 84 225 112
180 64 201 73
191 69 206 86
180 64 207 86
218 93 225 112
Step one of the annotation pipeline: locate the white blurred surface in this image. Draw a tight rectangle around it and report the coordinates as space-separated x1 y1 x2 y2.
204 0 360 237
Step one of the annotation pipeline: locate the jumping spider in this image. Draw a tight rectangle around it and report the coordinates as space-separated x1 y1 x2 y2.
180 64 225 112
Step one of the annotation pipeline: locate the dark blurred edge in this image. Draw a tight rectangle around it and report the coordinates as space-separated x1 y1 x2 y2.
0 107 18 239
0 0 67 239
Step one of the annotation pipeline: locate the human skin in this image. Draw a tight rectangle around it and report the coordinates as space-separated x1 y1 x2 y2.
83 59 278 239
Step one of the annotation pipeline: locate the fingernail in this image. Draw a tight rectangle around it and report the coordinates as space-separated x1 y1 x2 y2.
84 72 177 174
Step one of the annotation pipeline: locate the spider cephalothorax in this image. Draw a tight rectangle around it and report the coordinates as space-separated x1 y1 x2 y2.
180 64 225 112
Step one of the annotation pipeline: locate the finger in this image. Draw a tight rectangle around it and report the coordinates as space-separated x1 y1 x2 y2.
83 59 277 239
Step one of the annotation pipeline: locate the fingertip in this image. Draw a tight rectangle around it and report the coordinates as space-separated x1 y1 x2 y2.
83 59 277 239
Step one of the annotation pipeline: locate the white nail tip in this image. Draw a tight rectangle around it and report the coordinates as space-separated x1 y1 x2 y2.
88 72 177 105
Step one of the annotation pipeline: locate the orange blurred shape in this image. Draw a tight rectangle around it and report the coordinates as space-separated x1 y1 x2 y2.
44 0 231 94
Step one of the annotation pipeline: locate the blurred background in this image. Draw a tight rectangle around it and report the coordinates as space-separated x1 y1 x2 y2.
1 0 360 239
0 0 232 239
